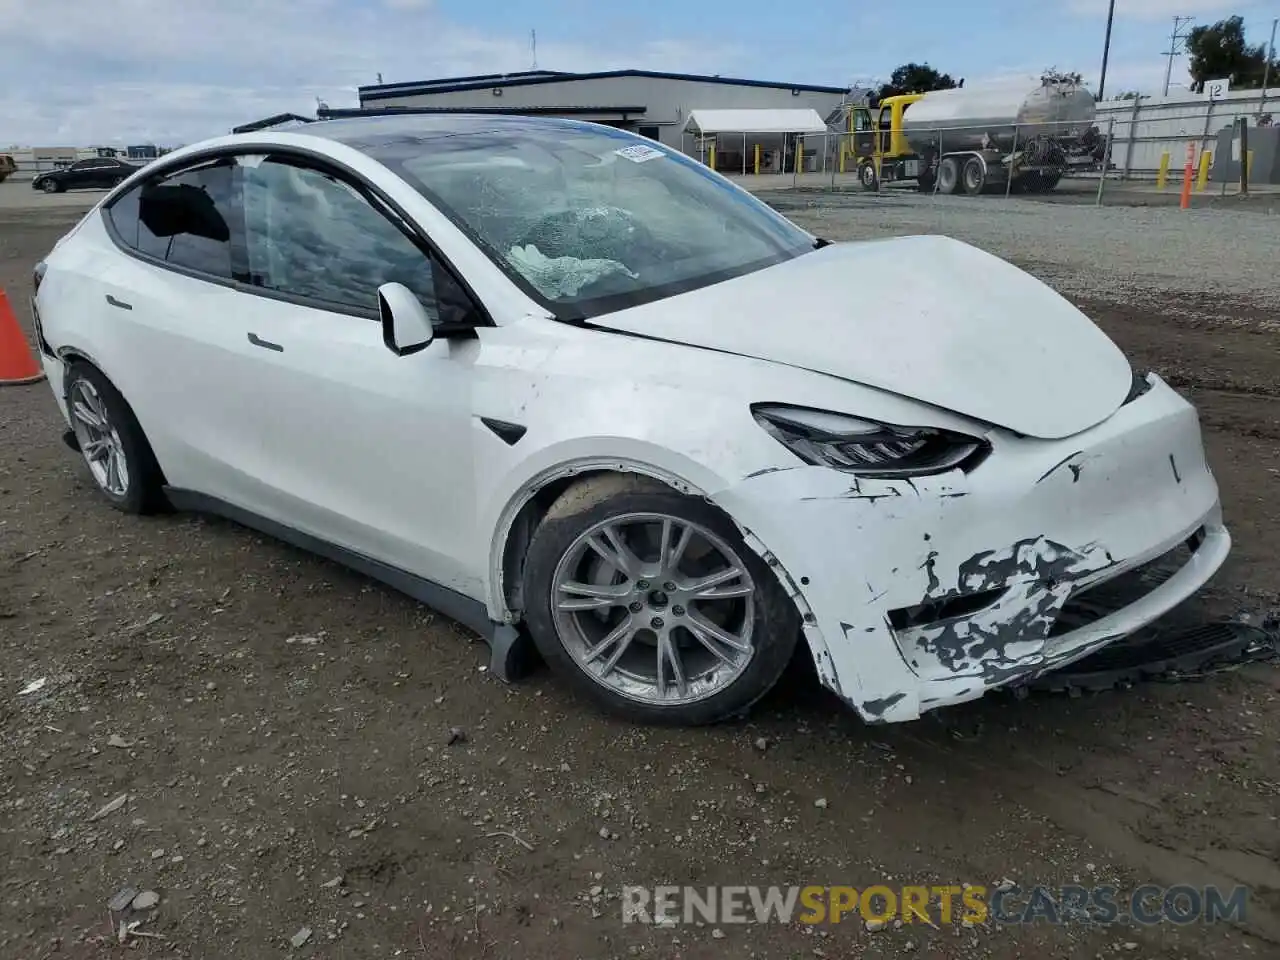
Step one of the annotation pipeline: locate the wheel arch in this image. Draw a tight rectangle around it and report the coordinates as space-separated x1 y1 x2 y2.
58 349 169 487
488 456 712 625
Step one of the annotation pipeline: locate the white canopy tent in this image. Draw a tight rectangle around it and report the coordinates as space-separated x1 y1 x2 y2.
681 108 830 174
682 108 828 136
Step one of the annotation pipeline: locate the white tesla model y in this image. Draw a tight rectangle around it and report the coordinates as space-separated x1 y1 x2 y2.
31 115 1230 725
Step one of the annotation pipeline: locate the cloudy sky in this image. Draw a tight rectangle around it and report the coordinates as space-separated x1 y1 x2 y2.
1 0 1275 146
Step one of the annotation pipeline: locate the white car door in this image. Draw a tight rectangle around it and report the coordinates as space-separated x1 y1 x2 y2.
87 157 263 497
213 154 485 597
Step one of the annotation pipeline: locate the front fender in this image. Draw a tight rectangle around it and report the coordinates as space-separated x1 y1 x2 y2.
479 440 730 622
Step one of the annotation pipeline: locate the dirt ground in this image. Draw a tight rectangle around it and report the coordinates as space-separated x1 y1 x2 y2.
1 191 1278 960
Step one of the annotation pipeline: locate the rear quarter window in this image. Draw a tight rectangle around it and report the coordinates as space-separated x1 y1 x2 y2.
106 162 237 280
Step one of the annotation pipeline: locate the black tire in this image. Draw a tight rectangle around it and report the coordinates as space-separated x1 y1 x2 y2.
522 477 800 726
937 157 960 195
961 156 986 195
858 161 878 191
42 179 61 194
1038 171 1062 192
64 362 166 514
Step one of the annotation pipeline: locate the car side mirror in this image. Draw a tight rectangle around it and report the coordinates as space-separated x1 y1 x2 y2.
378 282 435 356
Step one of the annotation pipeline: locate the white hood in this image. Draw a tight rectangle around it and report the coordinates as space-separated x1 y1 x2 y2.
589 236 1132 440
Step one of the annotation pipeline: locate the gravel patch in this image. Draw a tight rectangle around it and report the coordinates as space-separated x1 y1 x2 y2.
757 189 1280 303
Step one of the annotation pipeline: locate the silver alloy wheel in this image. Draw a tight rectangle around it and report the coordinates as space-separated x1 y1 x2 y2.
69 379 130 497
550 512 756 706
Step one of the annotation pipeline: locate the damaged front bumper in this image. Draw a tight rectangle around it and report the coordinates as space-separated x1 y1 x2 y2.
716 374 1230 724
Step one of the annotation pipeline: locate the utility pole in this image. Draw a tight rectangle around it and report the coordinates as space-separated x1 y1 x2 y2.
531 29 537 70
1098 0 1116 100
1162 16 1195 97
1259 18 1278 120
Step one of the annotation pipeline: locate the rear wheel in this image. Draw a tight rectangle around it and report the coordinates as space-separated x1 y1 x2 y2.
522 478 799 726
937 157 960 195
962 157 986 195
65 363 165 514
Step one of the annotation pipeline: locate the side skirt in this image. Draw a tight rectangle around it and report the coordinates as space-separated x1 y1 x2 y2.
162 487 536 681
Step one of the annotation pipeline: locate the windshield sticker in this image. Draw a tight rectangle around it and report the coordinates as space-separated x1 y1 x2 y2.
615 144 665 163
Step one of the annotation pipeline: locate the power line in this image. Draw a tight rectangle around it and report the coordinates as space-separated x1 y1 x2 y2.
1162 15 1195 97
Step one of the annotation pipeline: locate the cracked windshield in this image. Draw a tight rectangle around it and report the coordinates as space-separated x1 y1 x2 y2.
395 127 814 309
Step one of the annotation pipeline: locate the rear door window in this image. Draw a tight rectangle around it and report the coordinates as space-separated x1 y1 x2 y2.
107 161 237 280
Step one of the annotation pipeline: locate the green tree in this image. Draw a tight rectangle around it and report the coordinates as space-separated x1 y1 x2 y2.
1186 16 1277 92
876 63 958 101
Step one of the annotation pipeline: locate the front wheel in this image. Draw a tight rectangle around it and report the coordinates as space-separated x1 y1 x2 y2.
41 179 61 193
858 161 879 191
522 478 800 725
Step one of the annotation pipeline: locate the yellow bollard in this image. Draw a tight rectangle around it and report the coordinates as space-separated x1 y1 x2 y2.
839 146 846 174
1247 150 1255 181
753 143 760 175
1156 151 1170 189
796 138 804 174
1197 150 1211 191
708 145 715 170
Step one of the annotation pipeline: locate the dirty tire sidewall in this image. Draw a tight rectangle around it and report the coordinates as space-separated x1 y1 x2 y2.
938 158 959 195
962 157 985 196
523 484 800 726
65 362 165 514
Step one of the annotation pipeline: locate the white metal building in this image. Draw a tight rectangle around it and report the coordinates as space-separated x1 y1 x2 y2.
351 69 850 170
1096 87 1277 176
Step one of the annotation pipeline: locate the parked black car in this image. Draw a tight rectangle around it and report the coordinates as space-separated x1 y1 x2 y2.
32 157 138 194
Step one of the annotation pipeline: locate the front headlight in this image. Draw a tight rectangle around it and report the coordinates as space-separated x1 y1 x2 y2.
752 404 988 478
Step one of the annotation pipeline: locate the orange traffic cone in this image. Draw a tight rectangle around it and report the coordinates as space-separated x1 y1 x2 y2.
0 288 46 385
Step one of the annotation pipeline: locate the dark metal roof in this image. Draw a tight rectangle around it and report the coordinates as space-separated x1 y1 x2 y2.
359 69 849 102
318 104 646 120
231 112 315 134
296 112 620 151
364 70 571 98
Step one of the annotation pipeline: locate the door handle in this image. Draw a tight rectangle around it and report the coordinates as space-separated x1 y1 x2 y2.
247 332 283 352
105 294 132 310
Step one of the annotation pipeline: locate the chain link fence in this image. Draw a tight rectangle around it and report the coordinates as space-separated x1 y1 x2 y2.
677 98 1276 207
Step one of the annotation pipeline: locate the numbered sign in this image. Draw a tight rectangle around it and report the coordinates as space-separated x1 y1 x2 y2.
1205 78 1230 101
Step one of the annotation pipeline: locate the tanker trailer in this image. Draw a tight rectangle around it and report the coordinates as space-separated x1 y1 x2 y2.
853 77 1099 194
